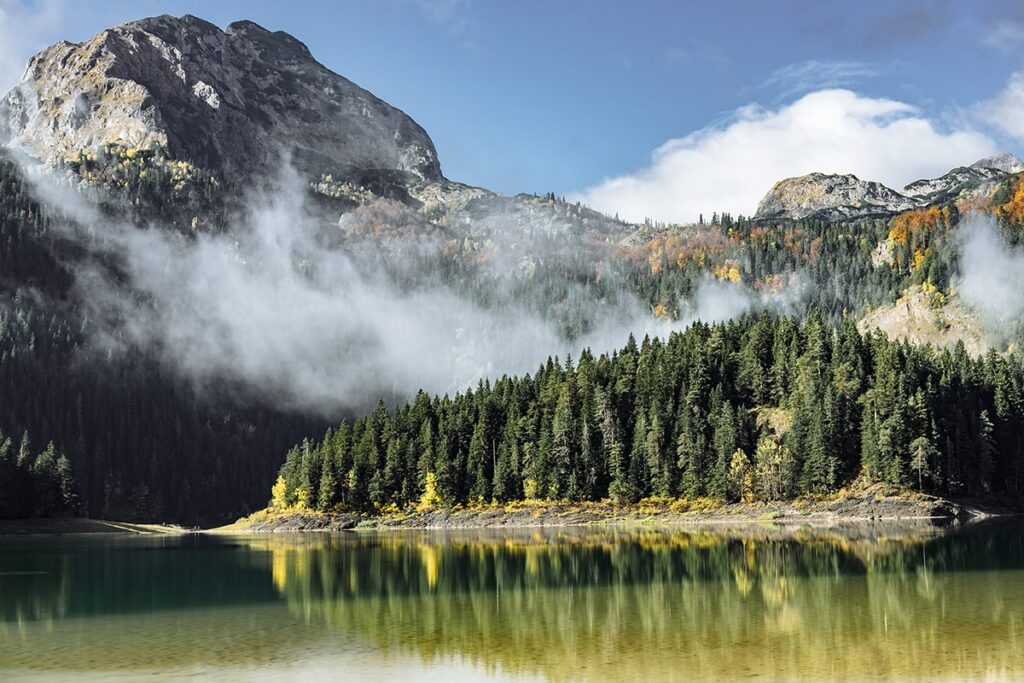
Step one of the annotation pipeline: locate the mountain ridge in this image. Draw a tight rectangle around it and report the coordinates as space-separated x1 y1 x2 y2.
0 14 442 188
754 154 1024 222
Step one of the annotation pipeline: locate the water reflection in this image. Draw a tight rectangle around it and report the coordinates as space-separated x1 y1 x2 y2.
2 523 1024 681
257 524 1024 681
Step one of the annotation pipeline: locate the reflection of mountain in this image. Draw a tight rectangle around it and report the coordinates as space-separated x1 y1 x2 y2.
262 524 1024 681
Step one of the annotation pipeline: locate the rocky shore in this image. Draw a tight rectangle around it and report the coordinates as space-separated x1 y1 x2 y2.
220 487 999 534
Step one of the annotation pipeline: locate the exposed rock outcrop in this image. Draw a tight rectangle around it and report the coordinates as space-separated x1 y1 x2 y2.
857 286 988 356
902 154 1024 204
754 172 918 221
755 154 1024 222
0 14 442 186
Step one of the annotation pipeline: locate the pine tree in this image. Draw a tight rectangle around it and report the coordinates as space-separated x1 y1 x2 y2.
978 410 996 495
909 435 932 491
709 402 737 499
467 417 491 503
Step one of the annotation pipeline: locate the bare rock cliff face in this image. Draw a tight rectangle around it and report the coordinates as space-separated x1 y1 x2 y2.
754 173 918 221
0 14 442 185
755 154 1024 222
901 155 1024 204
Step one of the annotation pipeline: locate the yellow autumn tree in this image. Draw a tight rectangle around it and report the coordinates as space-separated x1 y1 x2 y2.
417 471 443 512
270 475 288 510
728 449 754 503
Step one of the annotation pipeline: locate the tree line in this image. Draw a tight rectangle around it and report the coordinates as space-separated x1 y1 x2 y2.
3 142 1024 521
0 429 77 518
272 313 1024 512
0 152 324 523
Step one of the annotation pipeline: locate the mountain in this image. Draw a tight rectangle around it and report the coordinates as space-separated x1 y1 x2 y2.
754 154 1024 221
901 154 1024 203
0 15 441 187
0 14 637 522
753 172 918 221
2 13 1024 524
971 153 1024 174
0 14 632 237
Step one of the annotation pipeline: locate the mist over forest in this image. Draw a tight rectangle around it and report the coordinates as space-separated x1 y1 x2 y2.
1 13 1024 524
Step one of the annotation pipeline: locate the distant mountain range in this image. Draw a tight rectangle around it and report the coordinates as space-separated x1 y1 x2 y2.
754 153 1024 222
2 12 1020 231
1 13 1023 523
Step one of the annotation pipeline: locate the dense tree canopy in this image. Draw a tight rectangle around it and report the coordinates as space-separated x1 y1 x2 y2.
3 145 1024 521
274 314 1024 511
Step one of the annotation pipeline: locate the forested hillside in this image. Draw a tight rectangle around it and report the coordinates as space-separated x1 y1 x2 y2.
0 154 323 522
5 139 1024 522
272 314 1024 511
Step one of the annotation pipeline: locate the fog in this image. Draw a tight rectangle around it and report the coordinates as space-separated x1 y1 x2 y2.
21 162 788 416
957 213 1024 345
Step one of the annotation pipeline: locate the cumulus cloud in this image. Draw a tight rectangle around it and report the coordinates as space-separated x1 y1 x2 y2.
976 68 1024 141
0 0 62 94
570 89 997 224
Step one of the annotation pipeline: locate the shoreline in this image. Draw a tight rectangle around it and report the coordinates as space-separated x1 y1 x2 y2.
216 487 1014 534
0 518 189 537
4 488 1017 537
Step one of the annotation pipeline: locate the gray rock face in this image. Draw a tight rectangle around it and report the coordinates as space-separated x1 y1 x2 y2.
902 154 1023 203
971 153 1024 174
755 154 1024 221
754 173 918 221
0 14 442 185
902 166 1007 201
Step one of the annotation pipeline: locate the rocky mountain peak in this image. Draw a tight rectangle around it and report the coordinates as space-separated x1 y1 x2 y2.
756 152 1024 222
754 172 917 221
901 153 1024 203
0 14 442 186
971 153 1024 174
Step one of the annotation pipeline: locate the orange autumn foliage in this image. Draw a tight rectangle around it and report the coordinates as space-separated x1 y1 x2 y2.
997 177 1024 224
887 206 947 244
616 227 730 276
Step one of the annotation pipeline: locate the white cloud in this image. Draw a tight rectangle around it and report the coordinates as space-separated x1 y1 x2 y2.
0 0 63 94
570 89 997 224
980 21 1024 53
976 68 1024 141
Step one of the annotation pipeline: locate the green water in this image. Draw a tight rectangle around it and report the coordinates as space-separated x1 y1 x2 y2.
2 522 1024 681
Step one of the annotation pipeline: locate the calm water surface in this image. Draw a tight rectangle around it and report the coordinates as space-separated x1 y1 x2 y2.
2 522 1024 681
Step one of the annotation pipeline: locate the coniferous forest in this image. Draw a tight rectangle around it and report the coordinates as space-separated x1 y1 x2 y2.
273 314 1024 512
0 153 322 522
3 142 1024 521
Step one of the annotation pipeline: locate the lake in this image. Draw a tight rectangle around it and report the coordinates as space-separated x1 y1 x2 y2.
1 522 1024 681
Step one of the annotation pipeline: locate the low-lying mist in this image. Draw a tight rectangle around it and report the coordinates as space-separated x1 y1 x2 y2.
24 163 789 416
957 213 1024 346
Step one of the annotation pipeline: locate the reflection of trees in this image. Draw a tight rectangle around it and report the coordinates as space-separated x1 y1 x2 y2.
3 525 1024 679
0 552 71 628
256 523 1024 681
0 536 280 627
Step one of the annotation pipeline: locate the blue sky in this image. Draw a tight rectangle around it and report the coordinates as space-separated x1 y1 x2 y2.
3 0 1024 221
